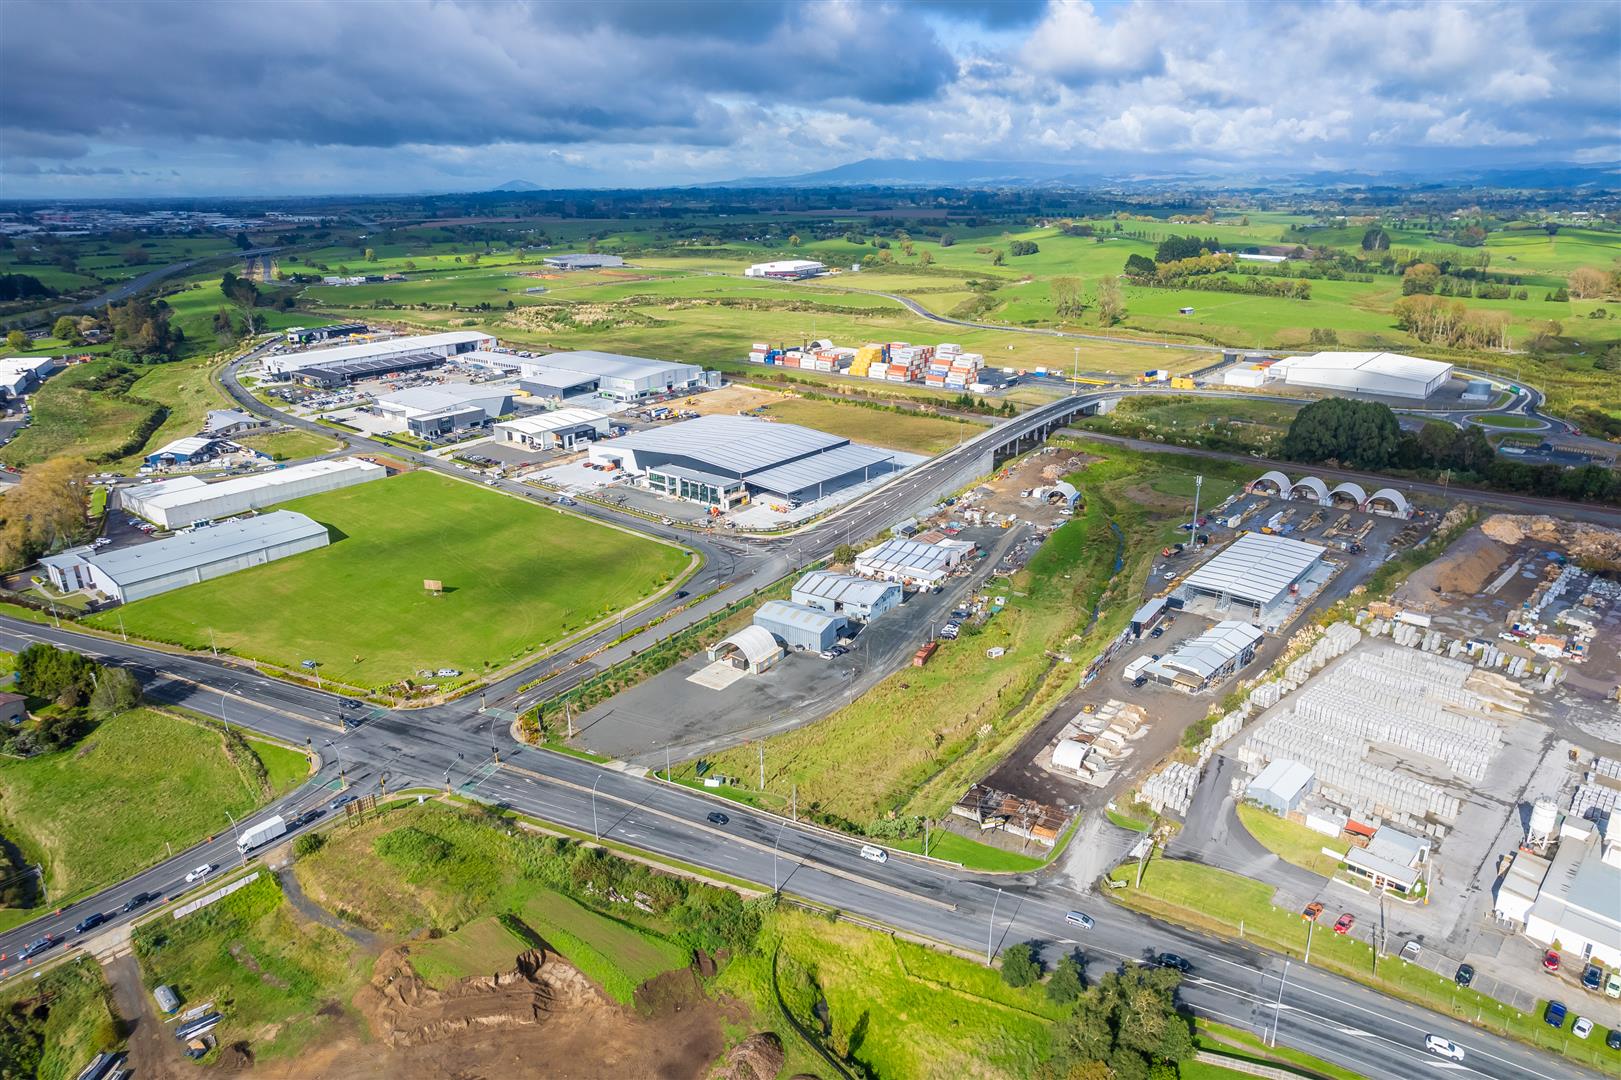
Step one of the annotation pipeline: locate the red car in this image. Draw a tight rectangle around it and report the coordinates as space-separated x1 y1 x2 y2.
1333 913 1356 935
1543 949 1561 972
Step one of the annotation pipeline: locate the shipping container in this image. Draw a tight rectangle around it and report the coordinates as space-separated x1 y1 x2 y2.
913 641 939 667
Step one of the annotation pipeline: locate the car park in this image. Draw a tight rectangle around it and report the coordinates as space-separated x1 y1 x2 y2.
1064 911 1094 930
706 812 729 826
1454 963 1474 988
1423 1035 1464 1061
184 864 213 884
74 912 108 934
1545 1001 1568 1028
1574 1017 1594 1039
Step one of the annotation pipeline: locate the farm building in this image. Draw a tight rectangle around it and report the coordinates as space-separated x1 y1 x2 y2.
518 350 711 402
1174 532 1327 623
588 414 897 508
707 626 783 674
744 260 826 280
1267 351 1454 399
1245 760 1315 815
1144 619 1264 691
753 600 847 653
853 537 971 586
495 408 612 451
202 409 267 438
144 436 225 467
542 254 624 269
0 355 61 398
40 511 329 603
373 385 513 436
263 331 495 378
119 457 385 529
790 571 901 621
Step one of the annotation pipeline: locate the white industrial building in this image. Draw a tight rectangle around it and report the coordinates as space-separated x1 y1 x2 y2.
40 511 329 603
1268 351 1454 399
707 626 784 674
1246 760 1315 815
853 537 972 586
518 350 711 402
1175 532 1328 624
495 408 612 451
1145 619 1265 691
0 355 61 398
542 254 624 270
119 458 385 529
1496 813 1621 968
753 600 847 653
790 571 902 621
203 409 266 438
263 331 495 377
744 259 826 280
374 384 513 436
588 414 897 508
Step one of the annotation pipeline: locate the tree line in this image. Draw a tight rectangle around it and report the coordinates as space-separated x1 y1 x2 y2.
5 642 143 756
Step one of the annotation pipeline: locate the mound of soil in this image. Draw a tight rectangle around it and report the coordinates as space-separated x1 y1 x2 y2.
711 1032 785 1080
1481 514 1621 567
1396 528 1508 608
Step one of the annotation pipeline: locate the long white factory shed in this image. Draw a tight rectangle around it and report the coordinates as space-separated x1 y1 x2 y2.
41 511 329 603
1175 531 1327 623
1269 351 1454 399
263 331 495 376
119 458 385 529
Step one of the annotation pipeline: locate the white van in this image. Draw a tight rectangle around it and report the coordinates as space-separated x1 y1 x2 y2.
859 844 888 864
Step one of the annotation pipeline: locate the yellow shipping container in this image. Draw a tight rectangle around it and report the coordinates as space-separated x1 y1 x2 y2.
1171 376 1196 389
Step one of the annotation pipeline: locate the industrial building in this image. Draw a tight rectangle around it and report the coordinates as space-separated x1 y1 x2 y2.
853 537 971 586
1246 759 1315 816
144 436 225 467
1268 351 1454 399
1130 596 1168 638
284 323 367 346
1175 532 1328 623
1342 826 1430 895
790 571 901 621
119 457 385 529
40 511 329 603
518 350 711 403
707 626 783 674
263 331 495 379
202 409 266 438
744 259 826 280
1495 810 1621 968
753 600 847 653
374 384 513 437
0 355 61 399
495 408 612 451
542 254 624 270
588 414 897 508
1145 619 1264 690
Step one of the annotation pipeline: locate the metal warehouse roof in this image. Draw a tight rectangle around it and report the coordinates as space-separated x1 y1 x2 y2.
856 538 955 575
792 571 898 607
609 414 846 476
519 367 600 392
1248 759 1314 801
130 458 384 512
747 443 894 498
273 331 491 371
754 600 844 633
1182 532 1326 608
713 625 781 666
1160 619 1264 680
498 407 608 435
149 436 221 459
376 385 510 414
526 350 698 382
85 511 327 586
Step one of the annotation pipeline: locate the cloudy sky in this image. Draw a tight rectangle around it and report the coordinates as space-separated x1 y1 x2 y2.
1 0 1616 198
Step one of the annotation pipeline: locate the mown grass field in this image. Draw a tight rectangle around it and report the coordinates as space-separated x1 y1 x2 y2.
0 959 121 1080
134 873 362 1062
0 708 307 912
234 427 343 461
754 395 980 455
90 470 690 687
1234 804 1343 877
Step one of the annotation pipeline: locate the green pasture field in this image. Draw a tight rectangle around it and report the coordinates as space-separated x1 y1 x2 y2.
91 470 690 687
235 428 343 460
0 959 121 1080
754 395 979 455
134 873 362 1062
515 889 688 1004
0 708 308 916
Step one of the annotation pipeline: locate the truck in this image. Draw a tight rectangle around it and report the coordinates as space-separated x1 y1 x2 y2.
236 814 287 855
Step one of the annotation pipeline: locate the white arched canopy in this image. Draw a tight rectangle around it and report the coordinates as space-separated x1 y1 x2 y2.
1328 482 1368 508
1036 481 1081 508
1252 470 1292 496
708 626 782 672
1367 488 1412 518
1291 476 1329 505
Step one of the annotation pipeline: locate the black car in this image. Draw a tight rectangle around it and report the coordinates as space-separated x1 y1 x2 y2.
1607 1028 1621 1051
675 590 689 599
121 891 158 914
1454 963 1475 988
706 811 730 826
1155 953 1192 973
340 699 362 710
1583 964 1604 992
74 912 108 934
1133 675 1148 688
1150 626 1164 638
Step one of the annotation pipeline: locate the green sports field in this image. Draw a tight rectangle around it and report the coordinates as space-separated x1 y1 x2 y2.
90 470 690 687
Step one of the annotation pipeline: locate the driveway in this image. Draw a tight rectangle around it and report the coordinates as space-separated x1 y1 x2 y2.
1166 753 1329 896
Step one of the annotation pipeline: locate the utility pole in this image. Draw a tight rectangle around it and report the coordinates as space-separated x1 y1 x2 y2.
1072 345 1080 388
225 809 244 868
220 690 229 735
1303 917 1315 965
118 614 127 642
591 776 601 840
209 627 219 658
772 819 788 892
758 741 765 790
1191 474 1203 533
986 887 1004 964
924 818 930 858
1269 961 1290 1047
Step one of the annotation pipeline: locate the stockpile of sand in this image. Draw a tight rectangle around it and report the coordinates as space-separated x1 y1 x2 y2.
1481 514 1621 568
1394 529 1510 609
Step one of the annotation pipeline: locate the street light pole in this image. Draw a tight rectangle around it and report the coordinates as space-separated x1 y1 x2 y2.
772 819 788 893
591 776 602 840
1269 960 1290 1047
225 809 244 867
986 887 1003 964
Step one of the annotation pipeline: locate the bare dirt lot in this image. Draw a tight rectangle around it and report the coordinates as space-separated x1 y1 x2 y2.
684 382 787 415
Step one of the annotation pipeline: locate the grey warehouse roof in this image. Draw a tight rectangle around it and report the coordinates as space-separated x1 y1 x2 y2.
856 538 955 575
1182 531 1327 608
755 600 845 633
83 511 327 587
529 350 697 383
609 414 845 476
1160 619 1263 680
747 443 893 498
793 571 897 607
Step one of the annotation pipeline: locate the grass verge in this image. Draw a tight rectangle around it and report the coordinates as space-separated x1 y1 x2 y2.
1235 803 1343 878
0 958 120 1080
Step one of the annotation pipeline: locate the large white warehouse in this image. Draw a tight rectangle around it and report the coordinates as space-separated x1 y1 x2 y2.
518 350 711 402
264 331 495 377
1269 351 1454 399
41 511 329 603
119 458 385 529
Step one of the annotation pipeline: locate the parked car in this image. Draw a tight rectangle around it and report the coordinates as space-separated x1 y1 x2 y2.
1399 941 1422 962
1606 1028 1621 1050
1333 913 1355 934
1150 625 1164 638
1424 1035 1464 1061
1584 964 1604 992
1544 949 1561 972
1574 1017 1595 1039
184 864 213 884
1064 911 1094 930
705 812 729 826
1607 969 1621 999
819 649 837 660
1454 963 1475 988
1545 1001 1568 1028
435 668 461 678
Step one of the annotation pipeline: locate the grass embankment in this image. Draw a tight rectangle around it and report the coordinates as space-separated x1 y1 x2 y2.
90 471 690 688
697 440 1249 840
234 428 342 461
1235 804 1343 877
516 889 689 1003
0 959 121 1080
1072 394 1303 457
0 360 161 467
0 708 308 919
756 395 980 455
1107 857 1619 1075
134 873 362 1062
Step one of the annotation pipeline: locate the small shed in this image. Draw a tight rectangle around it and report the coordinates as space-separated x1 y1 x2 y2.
753 600 846 653
1245 760 1315 816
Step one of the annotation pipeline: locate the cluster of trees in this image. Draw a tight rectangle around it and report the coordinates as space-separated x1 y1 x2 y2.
104 294 181 359
5 643 143 755
1391 295 1510 348
0 455 92 573
1401 263 1529 300
1154 235 1222 262
1008 240 1040 256
0 273 56 302
1281 398 1404 470
1040 966 1194 1080
1567 266 1616 300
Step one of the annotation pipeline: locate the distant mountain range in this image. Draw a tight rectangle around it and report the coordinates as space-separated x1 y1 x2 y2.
489 179 544 192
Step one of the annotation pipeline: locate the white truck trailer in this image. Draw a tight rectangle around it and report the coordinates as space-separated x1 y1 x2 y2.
236 814 287 855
